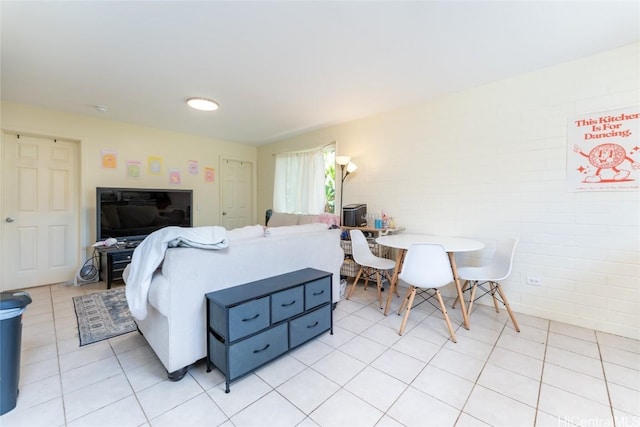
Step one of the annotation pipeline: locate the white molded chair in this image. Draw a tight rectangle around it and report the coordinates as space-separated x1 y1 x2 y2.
453 238 520 332
346 229 396 309
397 244 457 342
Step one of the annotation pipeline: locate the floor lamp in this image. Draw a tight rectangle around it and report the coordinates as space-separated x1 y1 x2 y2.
335 156 358 225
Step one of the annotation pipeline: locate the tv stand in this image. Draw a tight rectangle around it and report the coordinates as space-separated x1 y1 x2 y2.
97 246 135 289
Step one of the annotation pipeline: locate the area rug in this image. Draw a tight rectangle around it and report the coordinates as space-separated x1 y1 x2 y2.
73 287 137 346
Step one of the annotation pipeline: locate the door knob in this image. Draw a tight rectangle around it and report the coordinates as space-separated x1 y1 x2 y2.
5 217 15 223
222 212 227 216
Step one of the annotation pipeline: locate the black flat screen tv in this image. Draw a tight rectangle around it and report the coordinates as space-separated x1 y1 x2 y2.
96 187 193 242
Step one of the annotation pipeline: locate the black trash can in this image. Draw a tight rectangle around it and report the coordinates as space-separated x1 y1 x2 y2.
0 291 32 415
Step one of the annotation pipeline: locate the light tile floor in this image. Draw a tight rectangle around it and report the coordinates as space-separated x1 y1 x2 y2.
1 281 639 427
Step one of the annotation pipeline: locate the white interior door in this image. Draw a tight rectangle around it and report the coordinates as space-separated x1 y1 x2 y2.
1 133 79 290
220 159 253 229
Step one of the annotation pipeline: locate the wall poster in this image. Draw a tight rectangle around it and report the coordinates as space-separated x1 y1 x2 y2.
188 160 199 175
169 169 181 184
101 149 117 169
148 156 163 175
205 167 215 183
568 107 640 192
126 160 141 178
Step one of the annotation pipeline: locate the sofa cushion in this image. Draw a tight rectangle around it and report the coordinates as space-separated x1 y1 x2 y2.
315 213 340 227
266 223 328 236
267 212 300 227
226 225 265 241
297 214 321 225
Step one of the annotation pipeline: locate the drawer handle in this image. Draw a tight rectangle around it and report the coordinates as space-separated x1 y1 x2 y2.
312 290 325 296
307 321 319 329
253 344 270 354
281 300 296 307
242 313 260 322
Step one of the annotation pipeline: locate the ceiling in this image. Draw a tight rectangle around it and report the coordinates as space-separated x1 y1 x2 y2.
2 1 638 146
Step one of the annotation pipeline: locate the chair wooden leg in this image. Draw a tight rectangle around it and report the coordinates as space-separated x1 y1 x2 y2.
347 268 364 300
399 286 416 336
468 281 478 314
363 267 370 291
398 285 412 315
384 271 396 316
452 280 470 309
495 283 520 332
385 270 398 296
434 289 457 343
489 282 500 313
375 271 383 309
384 249 406 316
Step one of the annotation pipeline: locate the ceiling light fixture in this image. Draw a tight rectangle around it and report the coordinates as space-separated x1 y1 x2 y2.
187 97 219 111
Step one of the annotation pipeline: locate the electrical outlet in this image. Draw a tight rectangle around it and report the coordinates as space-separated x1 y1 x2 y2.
526 276 542 286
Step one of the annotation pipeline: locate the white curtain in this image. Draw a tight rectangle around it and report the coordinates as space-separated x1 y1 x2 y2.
273 148 325 214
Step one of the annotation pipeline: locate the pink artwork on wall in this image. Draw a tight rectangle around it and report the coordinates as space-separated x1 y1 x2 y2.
169 169 181 184
568 107 639 191
188 160 199 175
205 167 215 183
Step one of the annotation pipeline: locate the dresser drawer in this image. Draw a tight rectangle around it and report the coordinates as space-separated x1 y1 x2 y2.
305 277 331 309
206 268 334 393
228 323 288 380
271 286 304 323
290 304 331 348
111 267 126 280
228 297 270 341
110 251 133 263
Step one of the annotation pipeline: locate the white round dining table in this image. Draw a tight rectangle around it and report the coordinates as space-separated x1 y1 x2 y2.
376 234 484 253
376 233 485 329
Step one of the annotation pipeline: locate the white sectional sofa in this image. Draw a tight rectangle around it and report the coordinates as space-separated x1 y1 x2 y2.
125 223 343 379
265 210 340 228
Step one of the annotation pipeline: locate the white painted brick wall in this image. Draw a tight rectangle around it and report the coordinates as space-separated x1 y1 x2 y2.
266 43 639 339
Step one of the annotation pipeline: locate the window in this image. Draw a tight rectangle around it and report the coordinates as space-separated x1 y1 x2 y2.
273 145 336 214
324 148 336 213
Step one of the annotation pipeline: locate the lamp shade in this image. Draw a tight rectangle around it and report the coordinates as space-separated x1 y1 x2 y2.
346 162 358 173
335 156 351 166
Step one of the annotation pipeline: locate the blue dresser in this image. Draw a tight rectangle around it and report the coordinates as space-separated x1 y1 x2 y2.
206 268 333 392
